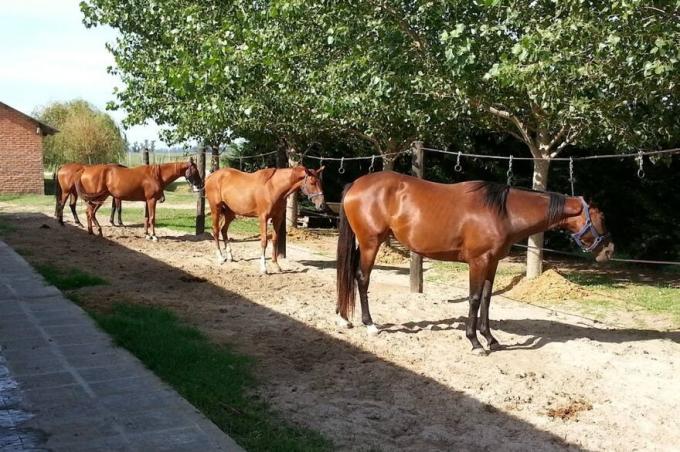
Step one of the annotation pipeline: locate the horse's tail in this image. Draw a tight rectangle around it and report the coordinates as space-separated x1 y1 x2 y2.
53 168 61 218
276 216 286 259
336 183 358 320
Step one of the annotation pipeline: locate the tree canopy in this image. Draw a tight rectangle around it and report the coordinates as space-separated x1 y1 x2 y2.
36 99 126 168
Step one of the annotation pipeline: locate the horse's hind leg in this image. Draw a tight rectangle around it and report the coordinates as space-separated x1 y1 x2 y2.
69 193 82 226
356 236 382 336
85 203 94 235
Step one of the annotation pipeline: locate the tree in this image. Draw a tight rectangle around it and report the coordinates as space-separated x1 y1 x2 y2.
36 100 126 168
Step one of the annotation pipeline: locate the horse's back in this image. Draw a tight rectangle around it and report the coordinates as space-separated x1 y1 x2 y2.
343 172 489 257
205 167 277 216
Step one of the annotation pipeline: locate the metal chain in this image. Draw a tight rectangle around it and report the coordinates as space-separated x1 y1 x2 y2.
568 158 575 195
454 151 463 173
506 155 514 185
338 156 345 174
368 155 376 173
636 151 645 179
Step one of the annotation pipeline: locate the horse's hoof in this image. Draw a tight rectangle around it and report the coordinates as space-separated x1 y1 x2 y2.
336 316 353 329
471 347 488 356
151 235 158 242
272 263 282 273
488 342 502 352
145 234 151 241
366 324 380 336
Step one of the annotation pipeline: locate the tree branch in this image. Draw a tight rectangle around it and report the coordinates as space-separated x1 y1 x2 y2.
547 124 569 151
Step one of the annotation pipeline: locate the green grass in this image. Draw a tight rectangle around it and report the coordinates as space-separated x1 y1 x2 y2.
89 303 331 452
0 193 54 207
563 272 680 322
0 217 16 236
35 264 107 290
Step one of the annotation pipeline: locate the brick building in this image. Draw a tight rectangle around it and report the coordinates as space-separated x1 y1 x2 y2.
0 102 58 194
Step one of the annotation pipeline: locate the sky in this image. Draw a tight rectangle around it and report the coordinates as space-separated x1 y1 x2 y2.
0 0 165 147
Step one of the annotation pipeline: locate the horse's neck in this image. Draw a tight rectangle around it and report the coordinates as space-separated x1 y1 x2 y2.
267 168 303 199
507 190 562 239
158 163 186 186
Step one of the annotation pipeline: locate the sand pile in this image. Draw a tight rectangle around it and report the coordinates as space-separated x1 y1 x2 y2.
375 244 410 265
506 268 591 302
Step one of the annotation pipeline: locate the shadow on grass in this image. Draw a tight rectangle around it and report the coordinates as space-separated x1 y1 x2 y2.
1 211 590 451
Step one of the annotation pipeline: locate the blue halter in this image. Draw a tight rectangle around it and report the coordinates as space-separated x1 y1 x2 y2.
571 198 609 252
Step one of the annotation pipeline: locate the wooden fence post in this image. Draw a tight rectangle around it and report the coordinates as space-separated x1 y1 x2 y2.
410 141 424 293
195 146 207 235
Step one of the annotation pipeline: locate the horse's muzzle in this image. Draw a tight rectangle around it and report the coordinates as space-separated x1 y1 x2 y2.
595 242 615 263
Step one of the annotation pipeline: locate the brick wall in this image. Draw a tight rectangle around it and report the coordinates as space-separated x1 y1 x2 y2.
0 104 45 194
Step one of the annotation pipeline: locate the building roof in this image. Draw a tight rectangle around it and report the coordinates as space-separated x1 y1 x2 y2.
0 101 59 136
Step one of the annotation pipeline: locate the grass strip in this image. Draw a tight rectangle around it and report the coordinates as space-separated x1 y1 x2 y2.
89 303 332 452
35 264 107 290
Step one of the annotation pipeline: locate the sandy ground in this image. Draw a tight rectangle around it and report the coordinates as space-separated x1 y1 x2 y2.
2 210 679 451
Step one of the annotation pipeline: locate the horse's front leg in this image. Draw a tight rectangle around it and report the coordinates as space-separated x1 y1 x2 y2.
270 213 284 273
467 256 490 355
145 198 158 241
478 260 501 351
109 198 116 226
116 199 124 226
258 215 268 274
85 202 94 235
91 202 104 236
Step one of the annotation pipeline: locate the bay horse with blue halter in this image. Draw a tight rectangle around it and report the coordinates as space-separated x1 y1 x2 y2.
205 165 325 274
336 171 614 355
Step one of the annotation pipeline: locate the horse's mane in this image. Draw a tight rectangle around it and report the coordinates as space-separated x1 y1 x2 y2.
469 181 566 224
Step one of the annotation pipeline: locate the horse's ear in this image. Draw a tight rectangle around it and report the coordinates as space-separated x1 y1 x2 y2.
303 166 313 176
317 165 325 174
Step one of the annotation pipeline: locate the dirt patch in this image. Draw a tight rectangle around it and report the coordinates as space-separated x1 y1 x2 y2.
506 269 592 302
547 398 593 421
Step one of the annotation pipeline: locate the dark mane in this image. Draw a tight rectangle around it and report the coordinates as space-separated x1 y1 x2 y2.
469 181 566 224
469 181 510 216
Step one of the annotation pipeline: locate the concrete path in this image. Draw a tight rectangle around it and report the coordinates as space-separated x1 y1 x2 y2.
0 241 243 451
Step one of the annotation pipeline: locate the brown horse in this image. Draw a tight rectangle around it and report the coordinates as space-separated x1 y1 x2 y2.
76 159 202 240
205 165 325 274
336 171 614 354
54 163 124 227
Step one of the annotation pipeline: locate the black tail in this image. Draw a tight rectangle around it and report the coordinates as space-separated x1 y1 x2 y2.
53 169 61 219
336 183 359 320
276 217 286 258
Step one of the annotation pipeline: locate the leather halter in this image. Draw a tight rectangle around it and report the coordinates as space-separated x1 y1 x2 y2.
571 198 609 252
300 173 323 200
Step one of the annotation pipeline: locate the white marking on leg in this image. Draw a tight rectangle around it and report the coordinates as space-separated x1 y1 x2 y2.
336 315 353 329
259 253 267 274
216 250 227 264
151 235 158 242
366 324 380 336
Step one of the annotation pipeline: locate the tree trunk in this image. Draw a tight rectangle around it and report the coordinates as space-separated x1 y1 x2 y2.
286 147 298 228
526 157 551 278
383 154 396 172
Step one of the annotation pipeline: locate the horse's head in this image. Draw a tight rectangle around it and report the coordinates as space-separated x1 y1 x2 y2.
185 157 204 189
300 165 326 210
567 198 614 262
